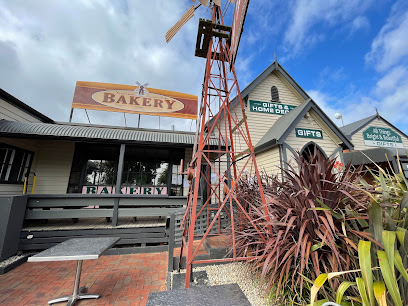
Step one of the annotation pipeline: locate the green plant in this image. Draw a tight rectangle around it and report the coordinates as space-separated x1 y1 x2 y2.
234 150 370 304
311 155 408 306
311 231 408 306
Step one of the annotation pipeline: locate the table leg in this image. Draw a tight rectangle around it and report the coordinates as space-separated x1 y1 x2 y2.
48 260 100 305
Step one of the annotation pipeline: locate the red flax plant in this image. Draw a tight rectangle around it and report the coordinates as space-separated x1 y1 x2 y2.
233 150 371 302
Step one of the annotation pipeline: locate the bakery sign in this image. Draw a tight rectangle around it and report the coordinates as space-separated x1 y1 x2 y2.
82 186 167 195
72 81 198 119
363 126 403 148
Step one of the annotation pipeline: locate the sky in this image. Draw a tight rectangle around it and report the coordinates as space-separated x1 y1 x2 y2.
0 0 407 134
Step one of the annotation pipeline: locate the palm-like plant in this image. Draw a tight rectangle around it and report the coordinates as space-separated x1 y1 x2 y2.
234 150 370 304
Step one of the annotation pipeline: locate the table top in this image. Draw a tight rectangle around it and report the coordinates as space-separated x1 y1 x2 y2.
27 237 120 262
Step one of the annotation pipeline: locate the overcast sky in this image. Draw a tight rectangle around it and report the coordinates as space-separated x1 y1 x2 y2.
1 0 408 134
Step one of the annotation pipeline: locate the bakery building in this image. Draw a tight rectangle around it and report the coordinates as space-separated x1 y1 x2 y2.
0 85 202 198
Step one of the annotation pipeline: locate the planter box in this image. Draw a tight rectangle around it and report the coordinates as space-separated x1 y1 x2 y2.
0 195 27 261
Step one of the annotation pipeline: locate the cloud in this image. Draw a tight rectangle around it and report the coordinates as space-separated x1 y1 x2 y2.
375 66 407 96
0 1 202 130
284 0 373 54
349 16 370 36
365 0 408 71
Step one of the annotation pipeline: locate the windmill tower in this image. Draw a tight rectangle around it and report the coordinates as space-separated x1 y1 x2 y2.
166 0 271 288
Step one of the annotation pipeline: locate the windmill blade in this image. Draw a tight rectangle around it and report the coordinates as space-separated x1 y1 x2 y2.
165 5 196 43
143 83 149 87
136 81 141 86
213 0 221 6
198 0 208 6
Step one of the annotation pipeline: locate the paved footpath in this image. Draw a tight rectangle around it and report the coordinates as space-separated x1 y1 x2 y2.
0 252 167 306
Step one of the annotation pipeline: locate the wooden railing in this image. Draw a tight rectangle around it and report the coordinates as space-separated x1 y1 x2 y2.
25 194 187 225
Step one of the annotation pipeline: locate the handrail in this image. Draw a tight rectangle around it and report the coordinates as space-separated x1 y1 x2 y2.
27 194 189 199
25 194 189 226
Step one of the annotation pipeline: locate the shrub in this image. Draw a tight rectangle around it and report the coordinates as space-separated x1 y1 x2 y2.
234 150 370 304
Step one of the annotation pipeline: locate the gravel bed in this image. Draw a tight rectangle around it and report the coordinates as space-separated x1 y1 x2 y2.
0 254 27 268
172 262 275 306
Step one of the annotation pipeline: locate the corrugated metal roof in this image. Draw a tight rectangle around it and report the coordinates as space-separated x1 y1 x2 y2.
207 60 311 128
0 120 219 146
340 114 408 139
255 100 311 152
340 115 376 136
254 99 354 153
344 148 396 166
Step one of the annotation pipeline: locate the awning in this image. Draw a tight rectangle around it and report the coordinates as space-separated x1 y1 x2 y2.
344 147 408 166
0 120 221 147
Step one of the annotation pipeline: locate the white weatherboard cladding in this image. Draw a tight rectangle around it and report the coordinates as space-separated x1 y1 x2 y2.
245 71 304 146
0 98 42 123
351 118 408 150
34 141 74 194
256 147 280 176
285 116 340 162
0 138 74 195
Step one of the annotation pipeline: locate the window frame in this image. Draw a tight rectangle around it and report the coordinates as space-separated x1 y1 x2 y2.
0 143 34 184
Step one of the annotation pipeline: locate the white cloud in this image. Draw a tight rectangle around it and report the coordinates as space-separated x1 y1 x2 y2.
0 1 203 130
308 89 338 118
375 66 407 95
284 0 373 54
365 0 408 71
349 16 370 36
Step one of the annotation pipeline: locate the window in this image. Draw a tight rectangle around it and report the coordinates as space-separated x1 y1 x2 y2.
300 143 326 163
0 144 33 184
271 86 279 102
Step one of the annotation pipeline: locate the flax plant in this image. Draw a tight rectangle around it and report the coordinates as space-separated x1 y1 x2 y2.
233 150 370 304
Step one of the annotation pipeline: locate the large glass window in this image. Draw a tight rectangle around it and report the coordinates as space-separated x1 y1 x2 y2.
86 160 118 185
121 161 168 186
0 143 33 184
67 143 186 195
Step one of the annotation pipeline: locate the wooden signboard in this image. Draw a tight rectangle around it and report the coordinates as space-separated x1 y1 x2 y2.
72 81 198 119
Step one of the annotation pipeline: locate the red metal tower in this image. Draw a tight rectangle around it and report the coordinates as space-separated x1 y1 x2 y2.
179 4 271 288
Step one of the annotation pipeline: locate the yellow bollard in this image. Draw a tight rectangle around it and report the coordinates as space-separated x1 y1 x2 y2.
31 174 37 194
23 176 28 194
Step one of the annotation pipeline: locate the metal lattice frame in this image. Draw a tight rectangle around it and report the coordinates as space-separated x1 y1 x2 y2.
180 5 271 288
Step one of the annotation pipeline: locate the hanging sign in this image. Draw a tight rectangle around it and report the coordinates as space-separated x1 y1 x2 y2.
249 100 296 115
295 128 323 139
363 126 403 148
82 186 167 195
72 81 198 119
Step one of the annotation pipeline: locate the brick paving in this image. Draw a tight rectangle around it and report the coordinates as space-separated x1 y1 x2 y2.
0 252 167 306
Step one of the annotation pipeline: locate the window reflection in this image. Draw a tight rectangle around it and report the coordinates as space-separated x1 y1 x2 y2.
122 161 168 186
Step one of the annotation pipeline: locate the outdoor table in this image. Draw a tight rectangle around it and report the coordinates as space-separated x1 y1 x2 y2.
28 237 120 305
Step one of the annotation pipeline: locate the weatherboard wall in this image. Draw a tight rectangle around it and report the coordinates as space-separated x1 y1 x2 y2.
0 138 40 195
255 147 280 176
349 117 408 151
0 97 43 123
245 71 305 146
284 116 341 162
0 138 74 195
